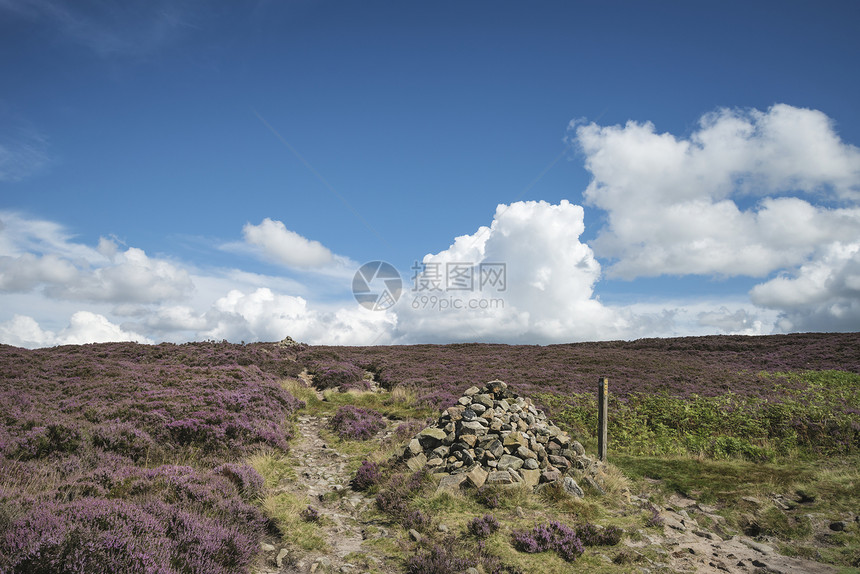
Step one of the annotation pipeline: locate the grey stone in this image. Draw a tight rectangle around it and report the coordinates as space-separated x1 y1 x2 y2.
276 548 290 568
486 470 514 485
522 457 539 470
497 454 524 471
419 427 448 441
571 440 586 455
458 396 472 406
464 386 481 396
406 452 427 471
562 476 585 498
474 394 495 408
540 468 562 483
517 445 537 459
437 473 468 494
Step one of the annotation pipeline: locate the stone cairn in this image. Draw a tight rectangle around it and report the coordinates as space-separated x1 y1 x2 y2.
399 380 605 496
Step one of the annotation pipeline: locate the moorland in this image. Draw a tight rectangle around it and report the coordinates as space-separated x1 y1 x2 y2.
1 332 858 573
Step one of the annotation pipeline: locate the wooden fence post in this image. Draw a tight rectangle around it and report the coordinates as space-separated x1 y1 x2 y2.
598 377 608 462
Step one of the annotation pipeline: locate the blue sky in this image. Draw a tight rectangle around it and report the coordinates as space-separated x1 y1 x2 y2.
2 0 860 347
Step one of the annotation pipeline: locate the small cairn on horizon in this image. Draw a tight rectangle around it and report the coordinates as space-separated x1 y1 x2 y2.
399 380 606 496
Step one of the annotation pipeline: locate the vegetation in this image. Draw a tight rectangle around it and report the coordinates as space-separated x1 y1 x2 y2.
1 333 858 571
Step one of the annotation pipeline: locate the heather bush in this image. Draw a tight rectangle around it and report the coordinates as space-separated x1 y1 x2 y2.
511 521 585 562
0 496 260 574
645 504 664 528
375 469 432 518
468 514 501 538
214 463 265 500
300 505 320 522
404 541 475 574
308 360 364 390
474 485 501 509
91 421 156 462
351 460 382 492
328 405 385 441
575 522 623 546
401 508 433 533
0 342 305 572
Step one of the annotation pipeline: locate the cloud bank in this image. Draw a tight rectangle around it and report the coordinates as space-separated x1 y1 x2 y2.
1 104 858 348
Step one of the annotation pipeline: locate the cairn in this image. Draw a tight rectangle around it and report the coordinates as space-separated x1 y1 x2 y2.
400 380 606 496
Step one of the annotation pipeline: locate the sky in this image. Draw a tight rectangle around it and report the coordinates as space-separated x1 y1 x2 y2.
1 0 860 348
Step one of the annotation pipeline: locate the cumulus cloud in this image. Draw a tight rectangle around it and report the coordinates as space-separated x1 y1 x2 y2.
0 213 194 303
241 218 336 269
573 104 860 280
204 287 396 345
750 242 860 331
696 307 764 335
0 311 151 348
395 200 629 343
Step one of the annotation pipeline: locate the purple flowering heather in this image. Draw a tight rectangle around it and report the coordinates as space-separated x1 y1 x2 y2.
0 341 304 573
328 405 385 440
511 521 585 562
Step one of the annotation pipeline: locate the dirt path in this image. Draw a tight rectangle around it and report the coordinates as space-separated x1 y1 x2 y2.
267 407 400 574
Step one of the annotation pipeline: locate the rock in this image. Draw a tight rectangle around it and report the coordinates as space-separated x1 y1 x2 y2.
487 470 515 485
464 386 481 396
409 529 423 542
503 432 528 448
571 440 586 455
497 454 524 471
562 476 584 498
466 465 489 489
276 548 290 568
517 445 537 459
406 452 427 471
437 473 468 494
521 468 541 488
522 457 539 470
829 521 847 531
407 438 423 455
419 427 448 441
547 455 570 470
260 542 275 552
540 468 562 483
458 396 472 406
438 523 449 533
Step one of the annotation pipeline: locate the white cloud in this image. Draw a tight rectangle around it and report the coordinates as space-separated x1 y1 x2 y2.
573 104 860 280
0 212 194 303
203 287 396 345
750 242 860 331
697 307 764 335
0 311 151 348
241 218 336 269
395 200 629 343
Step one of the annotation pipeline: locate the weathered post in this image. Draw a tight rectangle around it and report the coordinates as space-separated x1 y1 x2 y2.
598 377 608 461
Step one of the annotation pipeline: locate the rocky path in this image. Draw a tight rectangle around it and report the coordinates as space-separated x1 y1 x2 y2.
263 409 399 574
625 494 840 574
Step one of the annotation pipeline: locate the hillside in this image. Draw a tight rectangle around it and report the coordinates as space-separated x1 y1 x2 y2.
1 334 858 573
